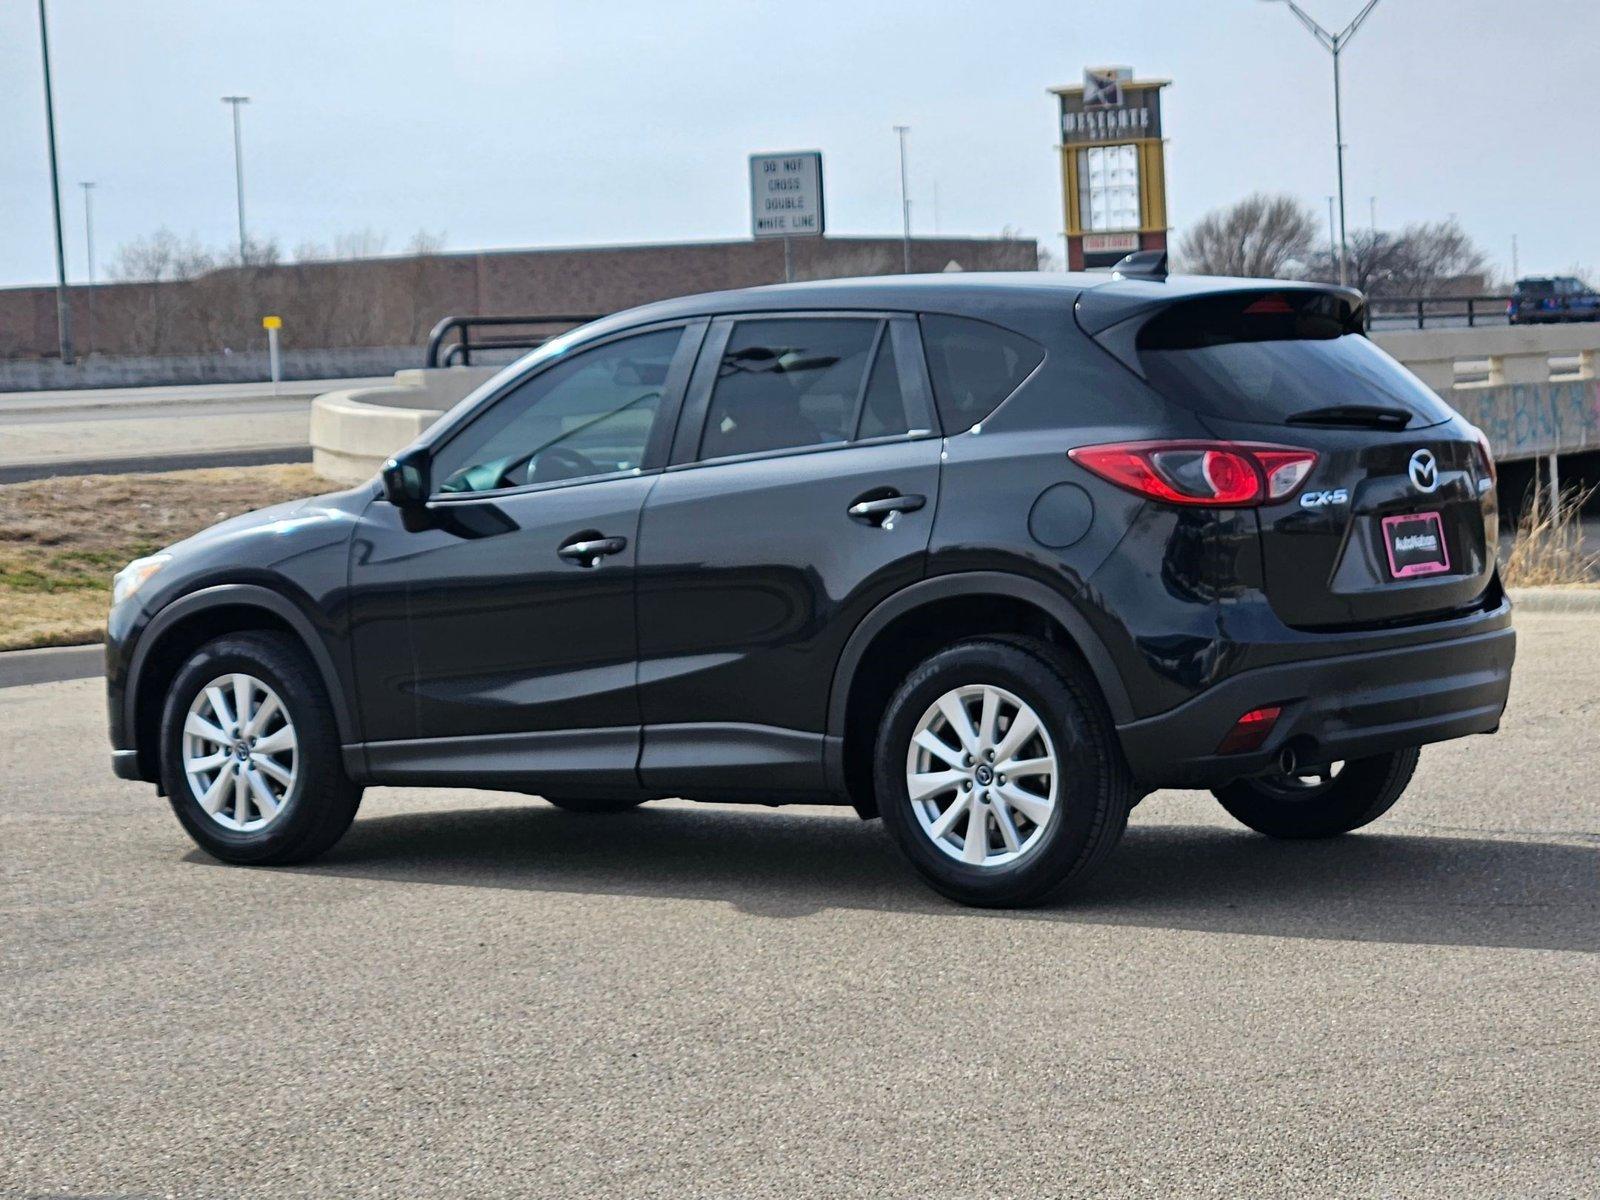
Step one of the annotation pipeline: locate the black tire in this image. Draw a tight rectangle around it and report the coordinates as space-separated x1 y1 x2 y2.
543 795 647 814
159 631 362 865
874 637 1133 908
1212 747 1419 839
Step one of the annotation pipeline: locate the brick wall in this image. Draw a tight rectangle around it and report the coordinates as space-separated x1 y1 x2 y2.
1 236 1037 361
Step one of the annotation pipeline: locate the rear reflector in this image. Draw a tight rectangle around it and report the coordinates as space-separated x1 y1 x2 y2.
1069 441 1318 508
1216 705 1282 755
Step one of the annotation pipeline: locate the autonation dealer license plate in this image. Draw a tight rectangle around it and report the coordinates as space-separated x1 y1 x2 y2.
1382 511 1451 578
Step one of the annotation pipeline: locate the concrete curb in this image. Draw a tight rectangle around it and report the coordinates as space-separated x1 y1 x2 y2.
1508 586 1600 613
0 643 105 689
2 588 1595 689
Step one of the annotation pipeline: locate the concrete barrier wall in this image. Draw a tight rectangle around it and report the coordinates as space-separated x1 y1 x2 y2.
310 366 496 482
0 346 423 392
1375 325 1600 461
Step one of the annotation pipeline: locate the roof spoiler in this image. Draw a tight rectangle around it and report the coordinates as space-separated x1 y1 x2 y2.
1110 249 1168 281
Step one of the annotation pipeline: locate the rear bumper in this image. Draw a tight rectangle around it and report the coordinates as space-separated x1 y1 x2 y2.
1116 611 1515 789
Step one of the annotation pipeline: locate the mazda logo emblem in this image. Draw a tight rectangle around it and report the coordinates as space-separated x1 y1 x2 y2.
1408 449 1439 494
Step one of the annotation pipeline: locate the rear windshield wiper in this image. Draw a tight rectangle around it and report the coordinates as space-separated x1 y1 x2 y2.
1286 403 1412 430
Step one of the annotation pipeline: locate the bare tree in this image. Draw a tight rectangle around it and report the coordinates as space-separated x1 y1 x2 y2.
107 230 215 354
1306 218 1490 296
108 229 214 284
396 230 450 342
1177 193 1317 278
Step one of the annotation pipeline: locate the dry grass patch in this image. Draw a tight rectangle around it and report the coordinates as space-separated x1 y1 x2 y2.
0 465 330 651
1502 485 1600 588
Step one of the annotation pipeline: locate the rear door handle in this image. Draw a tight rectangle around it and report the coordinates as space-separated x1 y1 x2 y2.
848 492 926 526
558 533 628 567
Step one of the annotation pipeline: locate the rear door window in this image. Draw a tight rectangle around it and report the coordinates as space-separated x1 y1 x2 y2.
919 315 1045 432
1135 291 1456 428
699 318 891 460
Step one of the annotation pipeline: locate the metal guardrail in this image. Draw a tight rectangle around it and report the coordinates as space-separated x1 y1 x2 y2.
424 314 604 368
1365 295 1511 331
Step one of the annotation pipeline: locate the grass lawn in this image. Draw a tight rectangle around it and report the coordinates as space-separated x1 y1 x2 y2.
0 465 331 652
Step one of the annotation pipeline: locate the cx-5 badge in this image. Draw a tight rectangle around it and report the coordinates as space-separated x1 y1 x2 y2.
1300 488 1349 509
1409 448 1439 493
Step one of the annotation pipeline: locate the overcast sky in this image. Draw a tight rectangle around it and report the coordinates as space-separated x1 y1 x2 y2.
2 0 1596 289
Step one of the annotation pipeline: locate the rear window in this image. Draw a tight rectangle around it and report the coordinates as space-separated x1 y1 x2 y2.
1516 280 1554 296
920 315 1044 431
1135 291 1456 428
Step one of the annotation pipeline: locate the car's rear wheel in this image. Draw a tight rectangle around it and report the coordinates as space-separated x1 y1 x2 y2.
159 631 361 865
543 795 647 813
1211 747 1419 839
874 637 1133 908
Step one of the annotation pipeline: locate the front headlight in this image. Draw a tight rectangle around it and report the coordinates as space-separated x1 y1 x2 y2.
111 554 171 607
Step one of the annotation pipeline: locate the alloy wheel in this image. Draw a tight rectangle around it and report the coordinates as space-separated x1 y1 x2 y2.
182 673 299 832
904 684 1059 868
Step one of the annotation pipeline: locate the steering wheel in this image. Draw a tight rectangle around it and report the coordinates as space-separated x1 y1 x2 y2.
525 445 599 485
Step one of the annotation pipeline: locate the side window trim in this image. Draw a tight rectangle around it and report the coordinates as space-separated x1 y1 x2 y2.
846 322 889 442
424 318 706 501
888 315 940 437
668 317 733 468
669 310 940 471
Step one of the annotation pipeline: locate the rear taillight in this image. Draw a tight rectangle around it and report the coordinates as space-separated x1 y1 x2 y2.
1068 441 1318 507
1471 427 1497 486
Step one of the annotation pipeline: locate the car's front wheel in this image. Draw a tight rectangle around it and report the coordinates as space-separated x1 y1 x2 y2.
159 631 362 865
1211 747 1419 839
874 637 1133 908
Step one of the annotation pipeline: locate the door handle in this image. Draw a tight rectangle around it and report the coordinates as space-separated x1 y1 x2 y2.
848 492 926 526
558 533 628 567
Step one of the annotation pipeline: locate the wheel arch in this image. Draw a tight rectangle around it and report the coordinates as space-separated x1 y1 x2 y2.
124 585 356 782
825 572 1130 814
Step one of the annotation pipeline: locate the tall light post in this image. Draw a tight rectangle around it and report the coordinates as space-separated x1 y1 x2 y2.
36 0 74 364
1262 0 1382 286
893 124 912 273
221 95 250 262
80 180 96 355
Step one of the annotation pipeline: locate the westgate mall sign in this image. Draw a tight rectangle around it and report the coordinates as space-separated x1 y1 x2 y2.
1058 68 1164 145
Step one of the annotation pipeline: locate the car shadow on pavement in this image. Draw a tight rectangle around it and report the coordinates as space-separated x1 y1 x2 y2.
266 800 1600 954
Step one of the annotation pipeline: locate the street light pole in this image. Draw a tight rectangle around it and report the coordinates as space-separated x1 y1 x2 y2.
80 180 96 356
893 124 912 273
36 0 74 365
1265 0 1382 286
222 95 250 262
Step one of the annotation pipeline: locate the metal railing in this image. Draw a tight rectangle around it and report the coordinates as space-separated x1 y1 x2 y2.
424 313 604 368
1364 295 1511 331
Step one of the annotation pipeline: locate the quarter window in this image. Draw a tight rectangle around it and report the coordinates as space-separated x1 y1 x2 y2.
433 328 682 494
700 318 898 459
919 314 1045 432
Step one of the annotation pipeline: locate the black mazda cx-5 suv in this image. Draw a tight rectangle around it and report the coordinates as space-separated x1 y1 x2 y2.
106 268 1515 906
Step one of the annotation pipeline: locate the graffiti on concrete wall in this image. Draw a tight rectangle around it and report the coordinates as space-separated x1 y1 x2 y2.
1447 379 1600 462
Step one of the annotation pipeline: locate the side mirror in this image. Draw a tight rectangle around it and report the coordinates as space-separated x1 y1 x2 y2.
380 448 429 508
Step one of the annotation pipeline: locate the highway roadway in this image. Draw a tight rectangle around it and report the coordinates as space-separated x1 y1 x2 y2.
1 611 1595 1197
0 378 389 481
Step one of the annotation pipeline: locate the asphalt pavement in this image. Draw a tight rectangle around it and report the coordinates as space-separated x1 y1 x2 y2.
1 612 1596 1198
0 377 387 479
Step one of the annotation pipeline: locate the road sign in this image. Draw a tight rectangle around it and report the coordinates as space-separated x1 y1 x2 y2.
749 152 825 239
261 316 282 393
